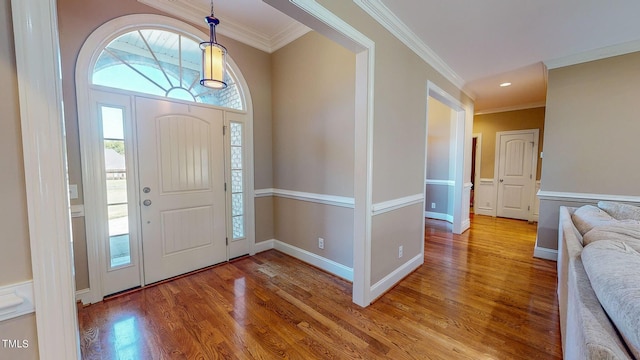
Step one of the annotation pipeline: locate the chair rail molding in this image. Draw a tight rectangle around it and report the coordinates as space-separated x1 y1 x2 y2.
537 190 640 204
372 193 424 216
0 280 34 322
255 188 355 208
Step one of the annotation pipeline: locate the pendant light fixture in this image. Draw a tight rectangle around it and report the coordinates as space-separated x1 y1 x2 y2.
200 0 228 89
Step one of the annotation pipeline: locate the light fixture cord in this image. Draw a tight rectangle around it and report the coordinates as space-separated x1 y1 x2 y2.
209 0 217 43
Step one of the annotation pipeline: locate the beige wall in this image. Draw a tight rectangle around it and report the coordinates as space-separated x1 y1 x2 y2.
317 0 473 283
272 31 355 197
542 53 640 193
426 97 455 215
271 31 355 266
538 53 640 249
473 107 545 180
0 1 39 358
57 0 274 289
537 52 640 250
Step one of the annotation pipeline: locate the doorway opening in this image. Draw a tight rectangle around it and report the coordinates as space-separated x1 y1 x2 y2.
76 15 255 303
425 82 470 234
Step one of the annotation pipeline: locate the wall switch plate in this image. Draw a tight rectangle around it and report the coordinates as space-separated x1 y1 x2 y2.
431 202 436 209
318 238 324 249
398 245 403 258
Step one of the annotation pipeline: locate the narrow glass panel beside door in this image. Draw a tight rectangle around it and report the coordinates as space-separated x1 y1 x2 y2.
101 106 132 268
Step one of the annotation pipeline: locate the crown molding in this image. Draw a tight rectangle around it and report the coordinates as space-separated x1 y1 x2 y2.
353 0 467 93
474 101 546 115
544 39 640 70
138 0 309 53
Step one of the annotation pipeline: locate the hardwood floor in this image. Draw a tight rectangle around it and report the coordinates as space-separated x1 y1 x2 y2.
78 215 561 359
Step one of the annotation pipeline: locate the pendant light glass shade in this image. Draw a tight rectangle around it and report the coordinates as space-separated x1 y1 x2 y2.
200 12 228 89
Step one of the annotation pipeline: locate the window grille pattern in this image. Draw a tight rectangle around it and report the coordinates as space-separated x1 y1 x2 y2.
230 122 245 239
92 29 243 110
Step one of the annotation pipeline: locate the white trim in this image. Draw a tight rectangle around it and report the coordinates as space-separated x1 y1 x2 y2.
427 81 468 235
372 194 424 216
533 244 558 261
70 204 85 218
544 38 640 70
474 178 496 216
77 15 256 302
254 188 274 198
254 239 275 253
474 102 546 116
353 0 468 95
370 253 423 301
464 182 473 189
265 0 375 307
261 188 355 208
532 181 541 222
136 0 311 53
537 190 640 203
425 179 455 186
273 240 354 281
11 0 80 358
75 289 91 306
494 129 539 221
425 211 454 223
0 280 34 322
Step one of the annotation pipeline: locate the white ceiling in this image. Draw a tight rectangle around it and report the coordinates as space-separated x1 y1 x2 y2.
144 0 640 113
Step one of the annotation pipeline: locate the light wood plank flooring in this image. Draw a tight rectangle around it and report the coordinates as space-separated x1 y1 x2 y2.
78 214 561 359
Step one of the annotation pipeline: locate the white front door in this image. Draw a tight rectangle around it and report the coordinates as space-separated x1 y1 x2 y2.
496 131 536 221
136 97 227 285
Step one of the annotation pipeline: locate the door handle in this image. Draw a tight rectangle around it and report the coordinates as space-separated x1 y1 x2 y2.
499 179 504 183
143 199 152 206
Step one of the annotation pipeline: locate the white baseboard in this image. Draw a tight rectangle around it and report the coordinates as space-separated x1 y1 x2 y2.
254 239 275 253
425 211 453 223
473 207 494 217
461 218 471 232
370 253 423 301
0 280 34 322
256 239 354 281
75 288 91 306
534 246 558 261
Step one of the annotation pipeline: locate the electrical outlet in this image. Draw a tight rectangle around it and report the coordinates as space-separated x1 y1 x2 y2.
398 245 403 258
318 237 324 249
431 202 436 209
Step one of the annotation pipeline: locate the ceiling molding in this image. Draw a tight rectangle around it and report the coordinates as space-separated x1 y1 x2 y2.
270 20 312 52
474 102 546 116
353 0 468 95
137 0 309 53
544 39 640 70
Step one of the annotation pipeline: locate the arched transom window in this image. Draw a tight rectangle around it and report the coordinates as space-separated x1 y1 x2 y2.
93 28 244 110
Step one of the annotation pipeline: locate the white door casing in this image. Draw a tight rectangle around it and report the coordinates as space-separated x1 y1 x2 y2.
495 130 539 221
76 15 255 303
92 90 143 295
136 97 227 284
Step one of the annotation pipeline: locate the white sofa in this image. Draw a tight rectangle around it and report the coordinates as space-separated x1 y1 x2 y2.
558 202 640 359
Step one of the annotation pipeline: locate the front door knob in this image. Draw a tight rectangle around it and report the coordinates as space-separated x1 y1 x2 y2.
143 199 152 206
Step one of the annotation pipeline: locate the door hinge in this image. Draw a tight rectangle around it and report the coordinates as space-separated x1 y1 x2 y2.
226 237 228 245
224 182 227 191
223 125 226 135
528 205 531 211
530 174 533 179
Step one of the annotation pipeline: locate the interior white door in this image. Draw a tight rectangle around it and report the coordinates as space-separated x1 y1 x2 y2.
136 97 227 285
496 132 535 220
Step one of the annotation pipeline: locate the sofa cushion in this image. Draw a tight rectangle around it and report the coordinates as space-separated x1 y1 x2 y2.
582 240 640 359
598 201 640 221
583 223 640 253
572 205 617 236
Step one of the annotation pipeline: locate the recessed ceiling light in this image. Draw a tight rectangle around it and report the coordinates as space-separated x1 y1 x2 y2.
500 82 512 87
